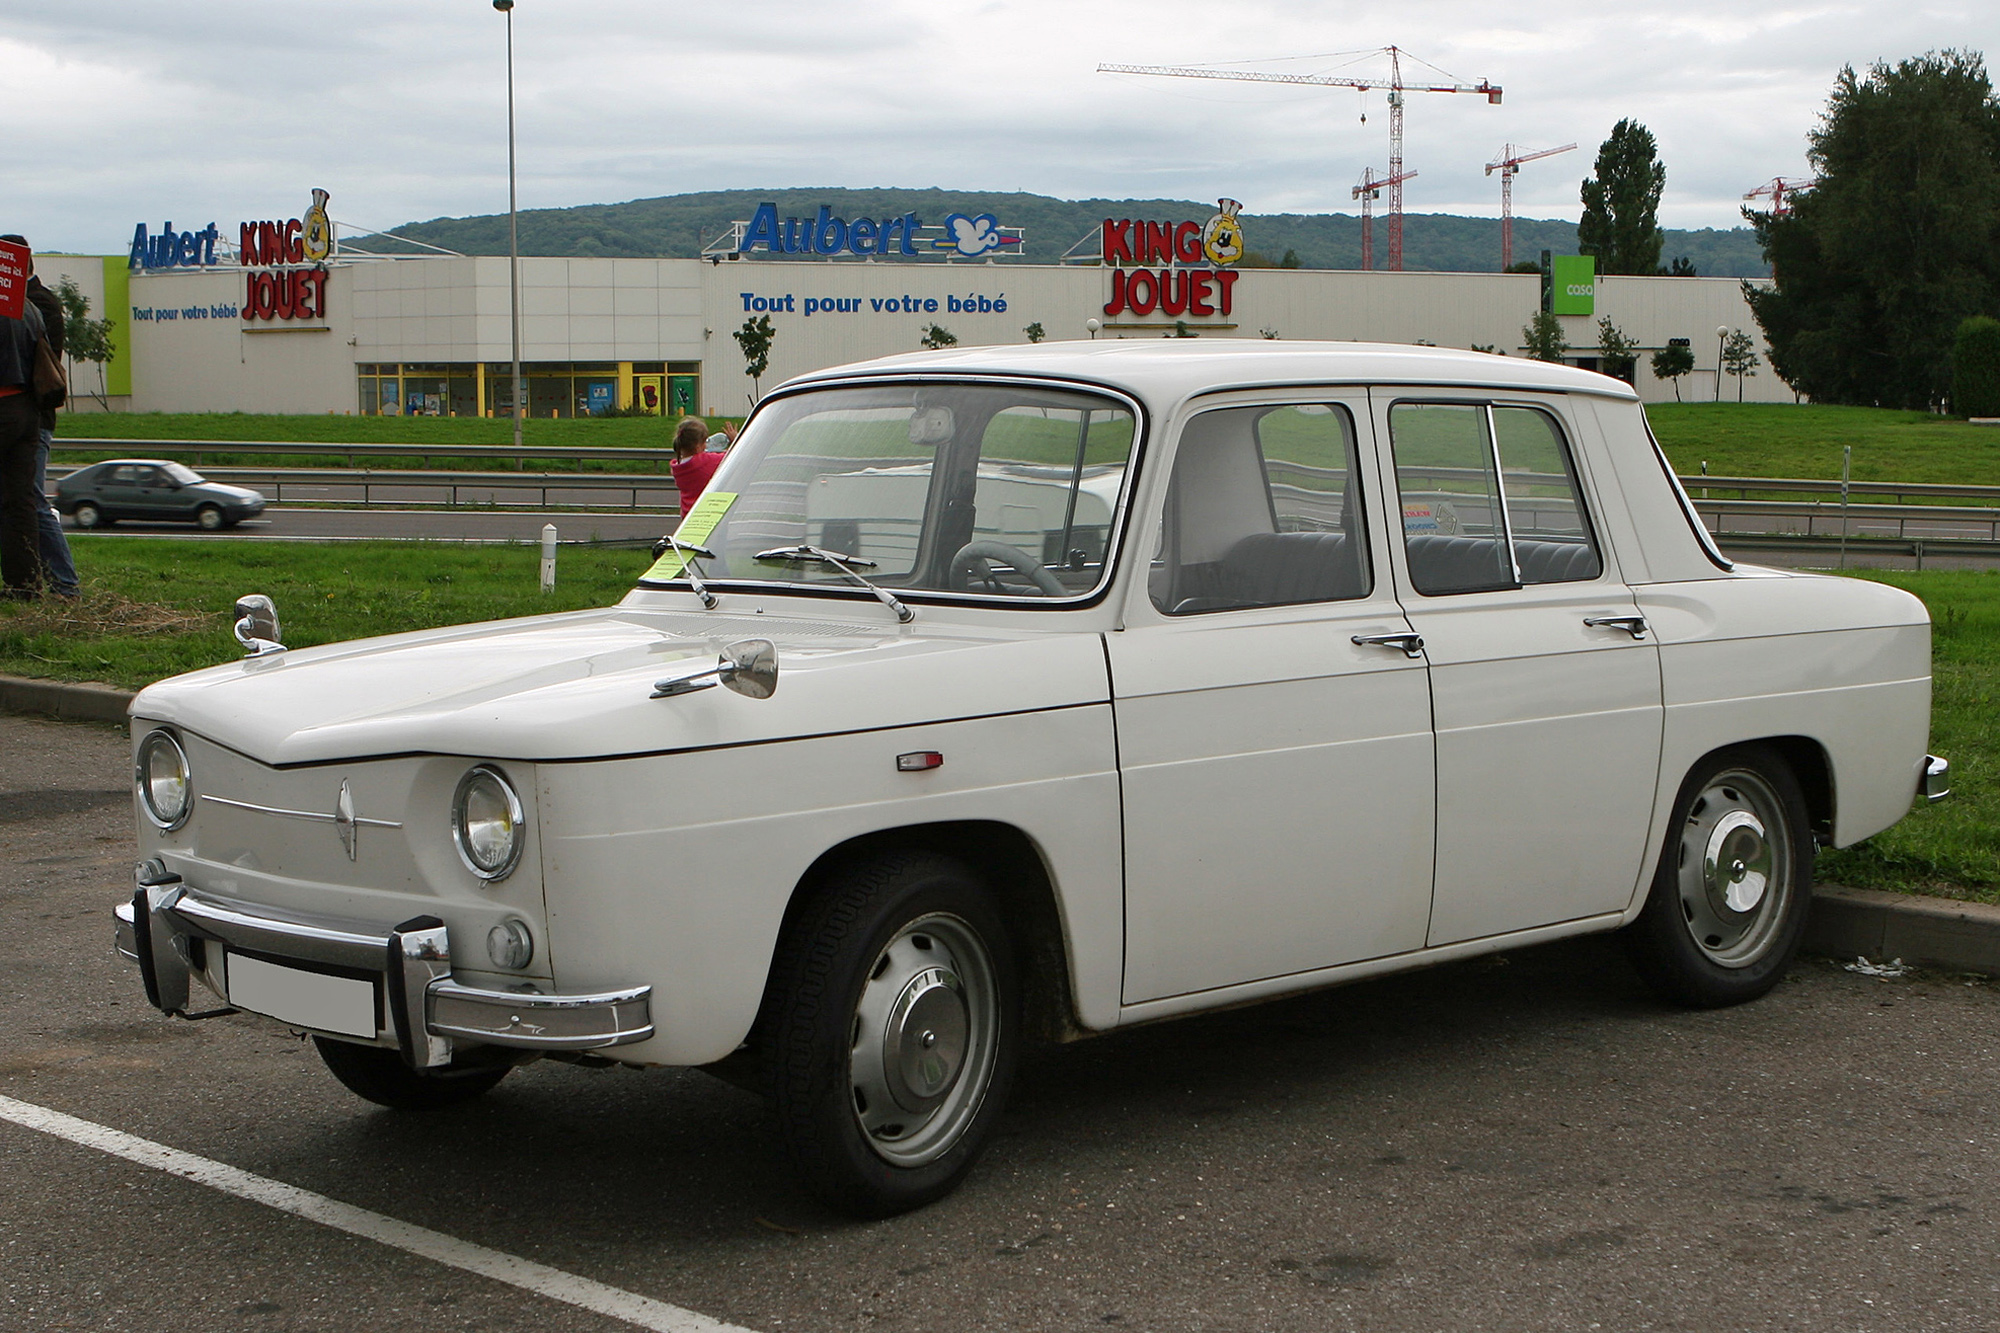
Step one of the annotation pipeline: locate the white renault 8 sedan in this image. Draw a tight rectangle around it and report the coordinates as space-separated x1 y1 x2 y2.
115 342 1946 1216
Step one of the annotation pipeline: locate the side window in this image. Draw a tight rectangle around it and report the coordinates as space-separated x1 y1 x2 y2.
1389 401 1601 596
1150 403 1371 615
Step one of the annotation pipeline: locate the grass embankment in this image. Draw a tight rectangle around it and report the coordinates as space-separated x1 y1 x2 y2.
1648 403 2000 491
0 539 653 689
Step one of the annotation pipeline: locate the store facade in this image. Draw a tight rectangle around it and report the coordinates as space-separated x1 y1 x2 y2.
39 194 1794 416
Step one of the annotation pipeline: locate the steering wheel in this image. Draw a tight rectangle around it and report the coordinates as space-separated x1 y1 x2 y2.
948 541 1066 597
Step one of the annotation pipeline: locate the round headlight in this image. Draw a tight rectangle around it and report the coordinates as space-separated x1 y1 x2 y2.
136 729 192 829
452 765 523 881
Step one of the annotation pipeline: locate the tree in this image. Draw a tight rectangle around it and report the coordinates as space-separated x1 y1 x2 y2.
57 276 117 411
1505 259 1544 275
1650 342 1696 401
1278 249 1302 269
732 314 775 404
1596 317 1639 381
1522 310 1568 363
1577 119 1666 275
1664 256 1698 277
1743 51 2000 409
1722 330 1762 400
919 323 957 349
1022 321 1045 344
1953 315 2000 416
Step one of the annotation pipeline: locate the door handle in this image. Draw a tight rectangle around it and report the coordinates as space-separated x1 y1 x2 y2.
1583 615 1650 640
1352 632 1425 660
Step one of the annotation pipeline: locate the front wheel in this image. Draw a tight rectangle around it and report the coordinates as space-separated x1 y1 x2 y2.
312 1036 511 1110
1622 744 1814 1008
195 504 225 531
72 502 104 530
758 852 1018 1217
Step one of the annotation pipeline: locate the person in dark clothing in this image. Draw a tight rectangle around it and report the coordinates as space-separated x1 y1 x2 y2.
3 239 78 597
0 252 47 598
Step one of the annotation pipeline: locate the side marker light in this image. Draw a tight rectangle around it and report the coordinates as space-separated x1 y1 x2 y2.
896 751 944 772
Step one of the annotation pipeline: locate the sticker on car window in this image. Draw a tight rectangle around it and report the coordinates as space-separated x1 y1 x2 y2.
644 490 737 579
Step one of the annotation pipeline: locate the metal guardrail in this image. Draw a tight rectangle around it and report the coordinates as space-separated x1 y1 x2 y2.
55 438 679 470
1686 474 2000 506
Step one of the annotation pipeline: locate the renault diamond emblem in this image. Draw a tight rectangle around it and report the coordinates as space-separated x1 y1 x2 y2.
334 780 358 860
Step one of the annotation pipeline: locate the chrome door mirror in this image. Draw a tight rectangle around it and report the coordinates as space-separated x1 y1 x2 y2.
651 638 778 700
233 594 285 657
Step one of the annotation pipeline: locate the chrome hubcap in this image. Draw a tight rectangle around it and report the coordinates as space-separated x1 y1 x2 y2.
849 913 998 1167
1677 768 1792 967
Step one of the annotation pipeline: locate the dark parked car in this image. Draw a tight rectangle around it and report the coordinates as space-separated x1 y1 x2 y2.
56 460 266 531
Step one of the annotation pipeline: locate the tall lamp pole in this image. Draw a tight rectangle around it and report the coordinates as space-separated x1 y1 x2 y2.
1715 325 1729 404
495 0 523 448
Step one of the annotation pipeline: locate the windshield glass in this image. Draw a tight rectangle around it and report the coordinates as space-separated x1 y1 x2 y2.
638 382 1138 604
163 463 204 485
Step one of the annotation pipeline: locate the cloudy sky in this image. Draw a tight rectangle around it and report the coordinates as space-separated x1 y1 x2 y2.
4 0 1993 254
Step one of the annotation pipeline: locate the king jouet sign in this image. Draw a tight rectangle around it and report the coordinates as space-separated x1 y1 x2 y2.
1100 199 1246 320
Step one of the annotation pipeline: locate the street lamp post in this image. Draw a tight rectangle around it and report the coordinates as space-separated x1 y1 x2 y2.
495 0 523 448
1715 325 1729 404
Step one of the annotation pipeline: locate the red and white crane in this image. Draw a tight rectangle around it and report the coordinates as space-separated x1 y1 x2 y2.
1484 142 1575 272
1099 47 1502 271
1744 177 1816 216
1352 167 1418 271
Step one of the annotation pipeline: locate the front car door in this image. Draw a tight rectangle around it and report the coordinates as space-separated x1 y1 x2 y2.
1111 396 1436 1004
1373 393 1664 946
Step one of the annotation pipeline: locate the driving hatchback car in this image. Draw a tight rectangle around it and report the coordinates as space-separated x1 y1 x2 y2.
57 459 266 530
111 341 1945 1216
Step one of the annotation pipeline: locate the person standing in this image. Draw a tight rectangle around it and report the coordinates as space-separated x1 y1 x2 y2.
670 415 723 514
0 260 46 599
5 240 78 597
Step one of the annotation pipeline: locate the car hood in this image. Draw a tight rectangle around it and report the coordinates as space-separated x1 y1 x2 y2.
201 484 263 503
130 600 1110 766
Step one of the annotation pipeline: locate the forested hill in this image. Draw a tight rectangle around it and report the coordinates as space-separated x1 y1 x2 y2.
368 188 1770 278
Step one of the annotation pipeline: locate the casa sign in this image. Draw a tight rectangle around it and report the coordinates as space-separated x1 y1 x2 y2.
1101 199 1245 319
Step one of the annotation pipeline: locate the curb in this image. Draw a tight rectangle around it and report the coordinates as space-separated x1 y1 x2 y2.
3 673 1997 977
0 674 135 725
1804 884 2000 978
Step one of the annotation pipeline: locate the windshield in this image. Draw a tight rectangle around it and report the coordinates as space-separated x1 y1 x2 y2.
638 382 1138 604
163 463 204 485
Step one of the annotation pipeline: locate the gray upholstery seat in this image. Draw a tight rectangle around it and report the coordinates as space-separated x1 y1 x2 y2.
1404 535 1599 594
1220 531 1367 606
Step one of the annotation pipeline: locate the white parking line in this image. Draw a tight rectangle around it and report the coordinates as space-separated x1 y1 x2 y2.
0 1093 758 1333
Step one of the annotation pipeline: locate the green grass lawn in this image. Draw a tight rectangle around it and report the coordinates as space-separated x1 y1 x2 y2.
1648 403 2000 488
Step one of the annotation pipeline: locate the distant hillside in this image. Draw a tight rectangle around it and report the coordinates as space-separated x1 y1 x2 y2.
368 188 1770 278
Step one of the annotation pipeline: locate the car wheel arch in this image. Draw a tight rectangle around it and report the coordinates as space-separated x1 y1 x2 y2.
771 820 1084 1046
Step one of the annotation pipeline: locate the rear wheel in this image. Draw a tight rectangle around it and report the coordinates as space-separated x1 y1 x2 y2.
1623 744 1814 1007
195 504 225 531
72 502 104 530
312 1036 510 1110
758 852 1018 1217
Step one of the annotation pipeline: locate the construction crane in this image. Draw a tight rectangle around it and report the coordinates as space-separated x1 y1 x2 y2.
1744 177 1816 216
1484 142 1575 272
1099 47 1501 271
1352 167 1417 271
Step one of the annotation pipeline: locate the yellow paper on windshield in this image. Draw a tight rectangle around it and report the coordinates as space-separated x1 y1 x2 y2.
642 490 737 580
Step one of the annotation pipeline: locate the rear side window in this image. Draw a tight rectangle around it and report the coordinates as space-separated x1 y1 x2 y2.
1150 403 1372 615
1389 402 1602 596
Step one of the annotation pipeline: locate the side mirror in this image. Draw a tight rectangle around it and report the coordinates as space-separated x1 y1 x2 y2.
651 638 778 700
233 594 285 657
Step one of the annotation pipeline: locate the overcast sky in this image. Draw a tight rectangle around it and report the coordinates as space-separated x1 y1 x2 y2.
4 0 1993 255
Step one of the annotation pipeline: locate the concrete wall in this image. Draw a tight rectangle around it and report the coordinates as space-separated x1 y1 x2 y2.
27 254 126 412
127 267 358 414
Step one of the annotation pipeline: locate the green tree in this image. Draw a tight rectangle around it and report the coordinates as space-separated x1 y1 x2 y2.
57 276 118 411
732 314 775 404
1277 249 1302 269
1744 51 2000 409
1022 320 1045 344
1664 256 1698 277
1650 342 1696 400
1722 330 1762 400
1596 317 1639 381
1522 310 1568 362
919 323 957 349
1577 119 1666 275
1954 315 2000 416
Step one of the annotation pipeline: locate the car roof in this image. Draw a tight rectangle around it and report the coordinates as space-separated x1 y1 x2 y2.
782 339 1643 406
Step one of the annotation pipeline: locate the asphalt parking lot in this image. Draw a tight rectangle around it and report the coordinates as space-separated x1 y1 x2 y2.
4 711 1998 1332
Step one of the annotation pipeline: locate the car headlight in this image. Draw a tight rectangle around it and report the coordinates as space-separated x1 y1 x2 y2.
136 729 192 829
452 765 524 881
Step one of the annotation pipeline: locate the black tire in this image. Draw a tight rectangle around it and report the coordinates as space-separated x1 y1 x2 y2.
195 504 225 531
72 502 103 530
757 851 1019 1218
312 1036 510 1110
1623 744 1814 1008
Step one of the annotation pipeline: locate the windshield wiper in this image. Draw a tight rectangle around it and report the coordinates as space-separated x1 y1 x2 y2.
649 535 718 609
754 545 915 624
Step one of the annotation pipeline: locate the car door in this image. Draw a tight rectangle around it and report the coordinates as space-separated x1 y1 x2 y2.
1110 397 1436 1004
98 465 149 519
1372 393 1664 946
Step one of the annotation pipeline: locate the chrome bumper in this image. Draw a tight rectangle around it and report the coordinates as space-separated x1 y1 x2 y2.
113 864 651 1070
1922 754 1951 804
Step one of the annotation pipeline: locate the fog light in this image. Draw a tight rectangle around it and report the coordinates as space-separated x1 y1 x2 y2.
487 919 534 970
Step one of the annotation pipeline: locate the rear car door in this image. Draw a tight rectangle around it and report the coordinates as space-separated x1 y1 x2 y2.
1373 393 1664 946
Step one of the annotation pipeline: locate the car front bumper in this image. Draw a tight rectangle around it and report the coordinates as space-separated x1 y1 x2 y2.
113 862 651 1069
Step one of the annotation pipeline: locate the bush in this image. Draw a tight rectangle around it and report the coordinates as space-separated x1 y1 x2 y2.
1953 316 2000 418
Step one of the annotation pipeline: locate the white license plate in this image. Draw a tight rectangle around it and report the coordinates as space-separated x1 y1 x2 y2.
225 953 379 1039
